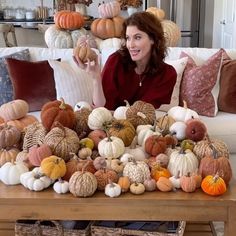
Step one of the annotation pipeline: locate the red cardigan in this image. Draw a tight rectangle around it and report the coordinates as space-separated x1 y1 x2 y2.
102 51 177 110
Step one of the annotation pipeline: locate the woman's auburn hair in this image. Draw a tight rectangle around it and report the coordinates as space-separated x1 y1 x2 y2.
119 11 167 76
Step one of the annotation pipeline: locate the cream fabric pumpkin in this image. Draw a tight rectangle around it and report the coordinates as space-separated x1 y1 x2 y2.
105 181 121 198
53 179 69 194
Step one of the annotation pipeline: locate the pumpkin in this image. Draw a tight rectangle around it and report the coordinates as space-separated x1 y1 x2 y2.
73 44 97 63
167 148 199 177
74 101 92 112
161 20 181 47
145 135 167 156
98 1 121 18
28 144 52 167
143 176 157 191
180 173 196 193
97 37 122 52
156 176 173 192
88 129 107 149
151 164 171 182
74 108 92 139
0 161 29 185
41 98 76 131
105 181 122 198
123 160 150 184
169 121 187 140
117 176 130 193
20 167 53 191
54 10 85 30
40 156 66 180
98 135 125 159
108 119 135 147
45 25 87 48
124 141 148 162
91 16 124 39
0 99 29 121
76 35 97 48
169 172 181 189
93 156 107 170
126 100 156 129
201 174 227 196
180 139 195 151
0 124 21 148
94 168 119 191
185 118 207 142
168 101 199 122
44 124 80 162
198 144 232 185
156 114 175 136
155 153 169 168
78 147 92 159
107 159 124 173
130 182 145 195
113 100 130 120
193 134 230 160
6 115 38 132
69 169 98 197
79 138 94 150
0 148 20 167
53 179 69 194
15 150 33 170
146 7 165 20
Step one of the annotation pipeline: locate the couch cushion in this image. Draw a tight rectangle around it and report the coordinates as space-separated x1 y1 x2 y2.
0 49 30 106
6 58 56 112
179 49 223 117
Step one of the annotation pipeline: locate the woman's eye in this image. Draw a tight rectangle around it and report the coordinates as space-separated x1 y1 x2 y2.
135 36 141 40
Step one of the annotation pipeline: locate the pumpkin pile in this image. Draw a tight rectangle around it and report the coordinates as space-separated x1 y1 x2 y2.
0 98 232 198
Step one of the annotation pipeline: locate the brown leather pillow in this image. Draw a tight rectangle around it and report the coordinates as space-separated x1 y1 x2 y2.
218 59 236 113
6 58 56 112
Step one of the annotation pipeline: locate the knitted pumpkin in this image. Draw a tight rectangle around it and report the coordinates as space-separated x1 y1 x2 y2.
41 98 76 131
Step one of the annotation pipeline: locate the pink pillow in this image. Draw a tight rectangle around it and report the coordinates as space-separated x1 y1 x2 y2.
179 49 223 117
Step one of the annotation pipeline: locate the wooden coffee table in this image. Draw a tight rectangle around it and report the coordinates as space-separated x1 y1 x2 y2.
0 180 235 236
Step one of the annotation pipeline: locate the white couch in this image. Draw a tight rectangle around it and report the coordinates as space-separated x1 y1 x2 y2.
0 46 235 176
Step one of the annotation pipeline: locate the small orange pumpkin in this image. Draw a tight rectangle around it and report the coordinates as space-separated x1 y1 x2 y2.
73 44 97 63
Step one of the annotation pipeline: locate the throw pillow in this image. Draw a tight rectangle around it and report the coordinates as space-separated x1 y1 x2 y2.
6 58 56 112
179 49 223 117
48 60 93 107
158 57 188 112
218 58 236 113
0 49 30 106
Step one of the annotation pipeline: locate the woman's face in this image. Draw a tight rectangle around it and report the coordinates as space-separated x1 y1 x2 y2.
126 25 153 64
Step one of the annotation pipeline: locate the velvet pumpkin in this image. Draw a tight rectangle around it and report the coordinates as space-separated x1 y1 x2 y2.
145 135 167 156
54 10 85 30
40 98 76 131
98 1 121 18
88 129 107 150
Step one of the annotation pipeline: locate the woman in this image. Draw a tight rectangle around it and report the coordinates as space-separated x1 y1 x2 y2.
74 11 177 110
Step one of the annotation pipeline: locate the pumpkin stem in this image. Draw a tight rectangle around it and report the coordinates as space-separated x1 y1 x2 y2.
137 112 146 119
183 100 188 109
209 144 218 159
59 97 66 110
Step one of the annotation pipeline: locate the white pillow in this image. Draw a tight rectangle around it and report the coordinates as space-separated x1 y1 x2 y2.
158 57 188 112
48 60 93 107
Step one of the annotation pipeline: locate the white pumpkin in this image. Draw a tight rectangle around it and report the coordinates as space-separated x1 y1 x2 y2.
20 167 53 191
98 1 121 18
53 179 69 194
105 181 121 198
74 101 92 112
87 107 113 130
125 145 148 161
0 161 29 185
168 101 199 122
169 174 181 189
113 100 130 120
167 149 199 177
120 153 134 165
98 136 125 159
97 38 122 51
169 121 186 140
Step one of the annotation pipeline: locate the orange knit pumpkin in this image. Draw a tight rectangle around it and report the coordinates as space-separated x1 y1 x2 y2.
91 16 124 39
54 10 84 30
40 98 76 131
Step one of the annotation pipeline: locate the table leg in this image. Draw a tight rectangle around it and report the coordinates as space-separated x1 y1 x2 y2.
224 206 236 236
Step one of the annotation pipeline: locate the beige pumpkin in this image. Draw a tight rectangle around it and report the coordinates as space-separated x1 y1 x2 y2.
146 7 165 20
69 170 97 197
73 44 97 63
0 148 20 167
130 182 145 195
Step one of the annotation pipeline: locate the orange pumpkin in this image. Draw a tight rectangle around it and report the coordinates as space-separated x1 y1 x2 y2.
151 164 171 181
117 176 131 193
91 16 124 39
40 98 76 131
73 44 97 63
201 174 227 196
54 10 84 30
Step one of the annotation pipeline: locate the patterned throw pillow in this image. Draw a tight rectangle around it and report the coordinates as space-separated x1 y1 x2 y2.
179 49 223 117
0 49 30 106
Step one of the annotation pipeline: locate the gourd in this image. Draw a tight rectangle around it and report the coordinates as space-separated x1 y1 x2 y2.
91 16 124 39
79 138 94 150
41 98 76 131
0 124 21 148
0 99 29 121
98 135 125 159
156 176 173 192
144 135 167 156
53 179 69 194
54 10 84 30
108 119 135 147
20 167 54 191
146 7 165 20
98 1 121 18
167 148 199 177
168 101 199 122
0 161 29 185
126 100 156 129
130 182 145 195
73 44 97 63
201 174 227 196
105 181 122 198
40 156 67 180
44 124 80 161
117 176 130 193
123 160 150 184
